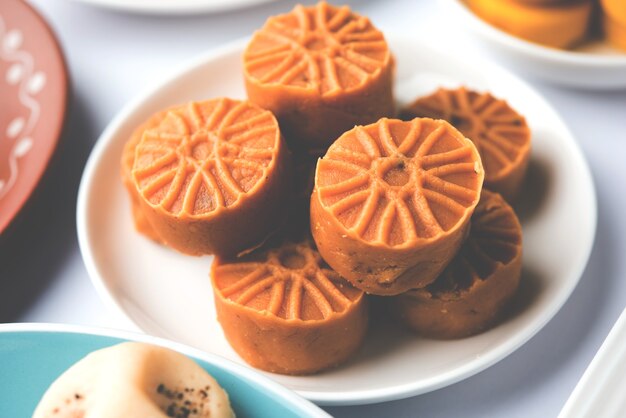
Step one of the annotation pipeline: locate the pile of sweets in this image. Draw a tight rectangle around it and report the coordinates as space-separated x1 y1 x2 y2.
121 2 529 375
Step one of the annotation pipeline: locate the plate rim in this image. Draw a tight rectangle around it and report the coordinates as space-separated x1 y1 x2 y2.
446 0 626 67
67 0 277 15
76 34 598 405
0 322 330 417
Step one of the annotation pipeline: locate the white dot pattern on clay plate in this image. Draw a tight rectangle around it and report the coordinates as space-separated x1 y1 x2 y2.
0 15 47 198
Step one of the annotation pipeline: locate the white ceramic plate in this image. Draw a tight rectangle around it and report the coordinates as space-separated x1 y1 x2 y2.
69 0 276 15
77 34 597 406
559 308 626 418
446 0 626 89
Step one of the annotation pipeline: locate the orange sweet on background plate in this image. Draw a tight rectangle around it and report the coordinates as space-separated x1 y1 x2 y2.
601 0 626 27
448 0 626 88
466 0 593 49
311 117 484 296
604 16 626 52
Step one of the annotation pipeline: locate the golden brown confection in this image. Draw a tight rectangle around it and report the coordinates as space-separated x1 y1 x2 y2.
211 239 367 375
601 0 626 27
515 0 576 4
604 16 626 51
393 190 523 339
129 98 290 257
400 87 531 201
467 0 593 49
311 117 484 296
243 1 394 155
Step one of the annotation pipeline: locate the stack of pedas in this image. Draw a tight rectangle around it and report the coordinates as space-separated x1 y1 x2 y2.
121 1 529 375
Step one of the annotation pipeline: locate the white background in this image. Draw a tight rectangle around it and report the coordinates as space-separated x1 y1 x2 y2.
3 0 626 416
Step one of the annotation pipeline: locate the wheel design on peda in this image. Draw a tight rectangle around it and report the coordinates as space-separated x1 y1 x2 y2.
213 241 362 321
396 190 523 339
428 190 523 297
315 117 483 248
211 239 367 374
244 1 389 95
132 99 280 217
400 87 531 200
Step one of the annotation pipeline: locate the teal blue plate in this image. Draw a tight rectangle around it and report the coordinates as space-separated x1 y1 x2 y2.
0 324 329 418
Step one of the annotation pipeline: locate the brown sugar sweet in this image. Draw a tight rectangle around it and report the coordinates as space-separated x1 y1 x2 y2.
515 0 569 4
129 98 290 257
243 1 394 155
601 0 626 27
211 239 367 375
393 190 523 339
400 87 531 201
604 16 626 52
311 117 484 296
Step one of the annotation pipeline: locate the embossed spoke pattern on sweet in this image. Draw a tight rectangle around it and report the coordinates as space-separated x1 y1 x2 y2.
317 118 481 247
427 192 522 296
0 16 46 199
215 242 356 321
404 88 529 180
245 2 388 95
133 100 276 216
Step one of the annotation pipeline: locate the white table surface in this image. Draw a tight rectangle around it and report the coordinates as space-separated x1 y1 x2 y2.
3 0 626 416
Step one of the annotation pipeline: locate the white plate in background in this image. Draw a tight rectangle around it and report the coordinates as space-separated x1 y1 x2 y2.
447 0 626 89
77 34 596 405
69 0 277 15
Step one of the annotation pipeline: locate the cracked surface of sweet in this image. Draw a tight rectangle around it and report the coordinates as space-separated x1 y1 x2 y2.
315 118 483 247
131 98 280 218
426 190 522 297
401 87 530 184
244 1 390 96
213 240 362 321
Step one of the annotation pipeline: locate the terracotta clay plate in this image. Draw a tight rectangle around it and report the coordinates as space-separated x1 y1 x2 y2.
77 35 596 405
0 0 67 234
